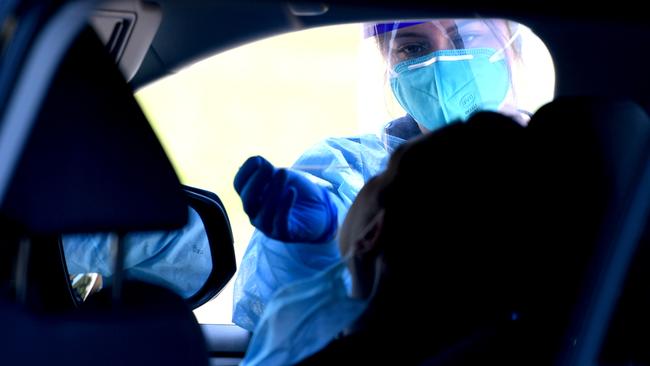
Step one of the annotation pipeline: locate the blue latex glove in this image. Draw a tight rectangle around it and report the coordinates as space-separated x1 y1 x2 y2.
234 156 338 243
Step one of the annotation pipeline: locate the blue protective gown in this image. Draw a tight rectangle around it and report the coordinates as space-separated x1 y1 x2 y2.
62 207 212 298
233 122 415 330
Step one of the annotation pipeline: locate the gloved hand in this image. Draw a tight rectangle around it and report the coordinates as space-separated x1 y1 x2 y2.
234 156 338 243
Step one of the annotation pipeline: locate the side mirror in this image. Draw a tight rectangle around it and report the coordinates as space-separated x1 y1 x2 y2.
62 185 236 309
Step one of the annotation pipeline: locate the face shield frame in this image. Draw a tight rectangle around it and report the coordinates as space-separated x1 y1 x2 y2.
365 19 523 71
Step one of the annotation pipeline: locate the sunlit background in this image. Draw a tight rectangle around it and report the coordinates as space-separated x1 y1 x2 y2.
134 21 554 324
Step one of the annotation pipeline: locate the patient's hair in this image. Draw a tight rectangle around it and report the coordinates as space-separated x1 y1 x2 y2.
377 112 537 321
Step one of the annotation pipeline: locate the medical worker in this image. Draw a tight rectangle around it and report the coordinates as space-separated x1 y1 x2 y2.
233 16 547 340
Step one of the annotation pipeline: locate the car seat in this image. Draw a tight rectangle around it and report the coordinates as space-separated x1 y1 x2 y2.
0 18 211 366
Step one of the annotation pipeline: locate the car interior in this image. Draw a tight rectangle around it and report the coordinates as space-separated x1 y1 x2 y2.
1 0 650 365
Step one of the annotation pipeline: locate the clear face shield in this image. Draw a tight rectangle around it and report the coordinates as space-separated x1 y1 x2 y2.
360 19 554 137
265 19 553 217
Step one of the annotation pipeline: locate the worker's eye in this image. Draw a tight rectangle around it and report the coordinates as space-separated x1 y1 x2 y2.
395 42 429 61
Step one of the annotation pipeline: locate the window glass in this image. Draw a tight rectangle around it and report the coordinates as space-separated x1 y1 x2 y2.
134 20 555 324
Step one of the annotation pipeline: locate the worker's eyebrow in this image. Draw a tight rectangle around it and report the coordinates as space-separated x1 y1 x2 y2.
393 31 428 39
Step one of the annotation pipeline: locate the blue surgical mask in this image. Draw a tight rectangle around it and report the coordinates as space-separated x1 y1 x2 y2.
241 259 369 366
390 48 511 131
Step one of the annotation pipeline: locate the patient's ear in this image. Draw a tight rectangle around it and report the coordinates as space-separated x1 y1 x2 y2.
355 209 385 258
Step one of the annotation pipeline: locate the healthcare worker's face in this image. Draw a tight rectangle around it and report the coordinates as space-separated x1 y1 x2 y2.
384 19 520 132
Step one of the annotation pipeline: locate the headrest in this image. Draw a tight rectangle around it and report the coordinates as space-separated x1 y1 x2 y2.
0 26 187 235
528 97 650 211
527 96 650 257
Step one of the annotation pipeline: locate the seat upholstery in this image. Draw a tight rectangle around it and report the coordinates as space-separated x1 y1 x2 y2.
1 25 187 235
409 98 650 365
526 97 650 365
